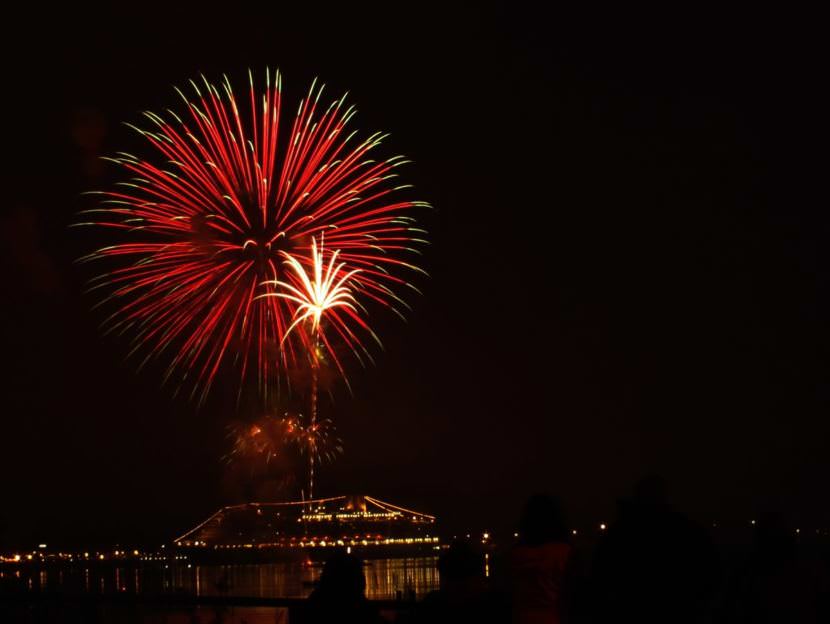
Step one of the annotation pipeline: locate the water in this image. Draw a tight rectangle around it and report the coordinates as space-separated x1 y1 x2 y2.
7 556 440 600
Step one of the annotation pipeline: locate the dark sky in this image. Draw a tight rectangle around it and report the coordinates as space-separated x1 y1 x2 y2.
1 5 828 548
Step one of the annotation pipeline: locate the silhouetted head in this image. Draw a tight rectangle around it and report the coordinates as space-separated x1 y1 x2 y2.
316 551 366 601
438 540 482 583
518 494 569 546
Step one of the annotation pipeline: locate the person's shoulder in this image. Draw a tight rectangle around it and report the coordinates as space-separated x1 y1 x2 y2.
512 541 571 562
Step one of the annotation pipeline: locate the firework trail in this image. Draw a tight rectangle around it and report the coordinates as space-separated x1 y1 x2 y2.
77 69 428 403
258 235 370 497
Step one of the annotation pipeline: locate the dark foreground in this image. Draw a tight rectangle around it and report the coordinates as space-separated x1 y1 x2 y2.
3 483 830 622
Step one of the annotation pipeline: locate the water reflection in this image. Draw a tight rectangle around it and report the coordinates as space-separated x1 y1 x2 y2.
17 557 439 600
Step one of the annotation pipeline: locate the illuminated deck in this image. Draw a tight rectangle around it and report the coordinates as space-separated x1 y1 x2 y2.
175 495 439 552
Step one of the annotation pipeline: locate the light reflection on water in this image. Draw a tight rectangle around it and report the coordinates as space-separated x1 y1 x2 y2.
22 557 440 600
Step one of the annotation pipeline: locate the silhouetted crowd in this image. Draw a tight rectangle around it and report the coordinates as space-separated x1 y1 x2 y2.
292 476 830 623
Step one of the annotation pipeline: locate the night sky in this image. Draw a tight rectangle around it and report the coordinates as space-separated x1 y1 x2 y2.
1 6 828 548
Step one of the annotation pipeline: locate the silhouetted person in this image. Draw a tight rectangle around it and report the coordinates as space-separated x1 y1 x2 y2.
510 494 574 624
414 540 509 623
292 551 383 624
717 511 829 623
213 570 230 594
589 475 717 624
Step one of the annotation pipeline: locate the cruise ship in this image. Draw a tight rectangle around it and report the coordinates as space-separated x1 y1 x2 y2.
174 495 440 560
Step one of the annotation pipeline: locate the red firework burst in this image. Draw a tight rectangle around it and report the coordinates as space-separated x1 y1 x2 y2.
77 69 428 402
